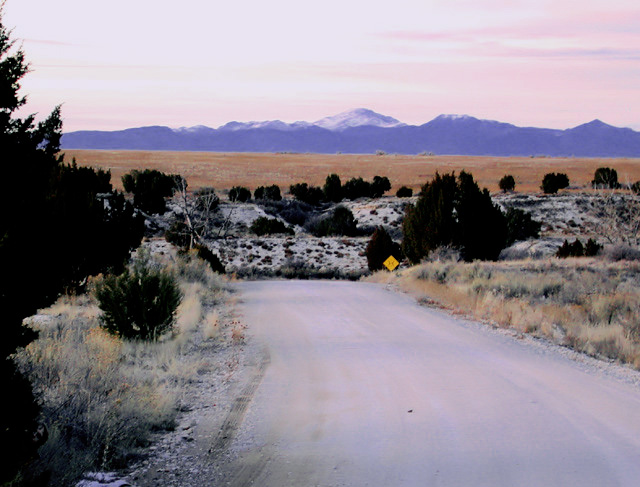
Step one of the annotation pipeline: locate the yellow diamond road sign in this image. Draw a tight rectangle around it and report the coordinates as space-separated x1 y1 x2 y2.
383 255 399 271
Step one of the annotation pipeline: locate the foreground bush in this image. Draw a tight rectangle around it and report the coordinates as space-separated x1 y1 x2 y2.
254 184 282 201
228 186 251 202
499 174 516 192
289 182 324 206
396 186 413 198
95 253 183 340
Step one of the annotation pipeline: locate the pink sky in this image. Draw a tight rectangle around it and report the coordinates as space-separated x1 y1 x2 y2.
4 0 639 132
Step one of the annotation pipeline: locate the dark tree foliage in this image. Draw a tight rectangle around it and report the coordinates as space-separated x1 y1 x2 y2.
505 208 541 246
95 256 182 340
591 167 620 189
556 238 602 258
499 174 516 192
0 13 144 483
366 226 403 272
228 186 251 202
250 216 294 236
396 186 413 198
194 244 226 274
289 182 324 206
307 206 359 237
632 181 640 195
122 168 179 214
323 173 343 202
254 184 282 201
541 172 570 194
371 176 391 198
402 172 507 263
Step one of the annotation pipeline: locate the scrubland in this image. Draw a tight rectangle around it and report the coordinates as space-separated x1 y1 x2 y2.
371 257 640 368
66 150 640 193
14 251 232 485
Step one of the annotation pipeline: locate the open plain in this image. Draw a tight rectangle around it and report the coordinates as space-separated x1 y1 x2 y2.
65 150 640 194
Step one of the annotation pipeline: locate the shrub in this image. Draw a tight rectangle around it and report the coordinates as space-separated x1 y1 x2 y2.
592 167 620 189
402 171 507 263
122 169 180 214
541 172 570 194
505 208 541 246
499 174 516 192
366 226 403 271
94 253 183 340
289 182 324 206
371 176 391 198
631 181 640 195
254 184 282 201
261 199 316 226
556 238 602 258
228 186 251 202
323 173 343 202
396 186 413 198
250 216 295 236
194 244 226 274
306 206 359 237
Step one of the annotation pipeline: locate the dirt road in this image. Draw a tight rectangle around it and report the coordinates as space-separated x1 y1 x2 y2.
216 280 640 486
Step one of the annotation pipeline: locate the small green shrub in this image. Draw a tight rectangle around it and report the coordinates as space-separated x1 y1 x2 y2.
556 238 602 258
261 199 316 226
254 185 282 201
194 244 226 274
250 216 295 236
499 175 516 192
366 226 403 271
289 182 325 206
505 208 541 246
95 254 183 340
229 186 251 202
306 206 358 237
592 167 620 189
396 186 413 198
541 173 569 194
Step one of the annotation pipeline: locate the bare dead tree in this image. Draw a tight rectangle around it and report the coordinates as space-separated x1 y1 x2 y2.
595 190 640 247
173 177 220 249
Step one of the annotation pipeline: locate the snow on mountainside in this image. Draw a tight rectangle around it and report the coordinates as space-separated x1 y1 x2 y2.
61 109 640 156
313 108 405 131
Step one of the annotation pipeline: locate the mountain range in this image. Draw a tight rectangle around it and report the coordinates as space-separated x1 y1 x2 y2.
61 108 640 157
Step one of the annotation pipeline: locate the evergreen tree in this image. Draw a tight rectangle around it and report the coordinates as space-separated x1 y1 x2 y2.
323 173 343 202
0 12 143 483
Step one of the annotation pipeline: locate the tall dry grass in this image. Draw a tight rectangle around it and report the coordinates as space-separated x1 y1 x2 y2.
378 259 640 367
14 251 229 486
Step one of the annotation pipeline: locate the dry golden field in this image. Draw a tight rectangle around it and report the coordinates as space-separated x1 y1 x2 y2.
65 150 640 193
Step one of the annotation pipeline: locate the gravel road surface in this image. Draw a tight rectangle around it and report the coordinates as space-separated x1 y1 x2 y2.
213 280 640 487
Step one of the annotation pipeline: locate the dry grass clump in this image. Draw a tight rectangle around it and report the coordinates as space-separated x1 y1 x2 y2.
391 259 640 367
14 252 230 485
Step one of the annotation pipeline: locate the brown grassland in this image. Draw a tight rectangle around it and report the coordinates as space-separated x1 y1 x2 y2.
65 150 640 193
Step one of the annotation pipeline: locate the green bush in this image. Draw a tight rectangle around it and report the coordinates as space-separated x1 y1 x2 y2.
402 171 507 263
541 173 569 194
631 181 640 195
323 173 343 203
366 226 403 271
229 186 251 202
556 238 601 258
122 169 180 214
194 244 226 274
505 208 541 246
592 167 620 189
289 182 324 205
306 206 359 237
499 174 516 192
254 184 282 201
94 254 183 340
342 175 391 200
250 216 295 236
396 186 413 198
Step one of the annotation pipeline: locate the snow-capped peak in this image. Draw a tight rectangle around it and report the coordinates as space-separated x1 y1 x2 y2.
435 114 475 121
313 108 405 131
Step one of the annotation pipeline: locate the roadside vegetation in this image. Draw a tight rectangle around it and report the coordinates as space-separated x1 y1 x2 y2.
14 251 230 486
374 258 640 368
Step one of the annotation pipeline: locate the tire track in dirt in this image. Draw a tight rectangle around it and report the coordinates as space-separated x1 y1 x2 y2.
208 347 271 458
